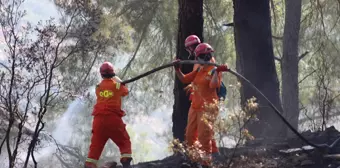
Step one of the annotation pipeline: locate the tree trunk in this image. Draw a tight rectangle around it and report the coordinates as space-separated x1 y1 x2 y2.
173 0 203 142
233 0 285 139
281 0 302 137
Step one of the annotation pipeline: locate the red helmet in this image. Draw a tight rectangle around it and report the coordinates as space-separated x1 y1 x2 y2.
185 35 201 48
100 62 114 75
194 43 214 57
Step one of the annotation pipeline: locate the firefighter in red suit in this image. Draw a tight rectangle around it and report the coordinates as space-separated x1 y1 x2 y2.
85 62 132 168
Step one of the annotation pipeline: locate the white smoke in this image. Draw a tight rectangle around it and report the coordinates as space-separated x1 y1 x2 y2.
127 105 172 162
35 97 86 161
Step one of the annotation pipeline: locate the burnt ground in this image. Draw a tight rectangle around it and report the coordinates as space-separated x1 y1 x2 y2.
103 126 340 168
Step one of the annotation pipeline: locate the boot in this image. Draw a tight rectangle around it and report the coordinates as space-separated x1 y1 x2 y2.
120 157 132 168
84 162 97 168
102 161 117 168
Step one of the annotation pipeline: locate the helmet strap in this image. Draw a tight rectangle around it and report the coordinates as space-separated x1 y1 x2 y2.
101 73 115 79
197 53 212 62
186 48 192 55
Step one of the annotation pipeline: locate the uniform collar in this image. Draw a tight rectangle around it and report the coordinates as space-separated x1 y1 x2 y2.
103 78 114 81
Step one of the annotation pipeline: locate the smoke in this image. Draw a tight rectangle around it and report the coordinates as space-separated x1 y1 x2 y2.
126 105 172 162
35 97 86 161
52 98 86 145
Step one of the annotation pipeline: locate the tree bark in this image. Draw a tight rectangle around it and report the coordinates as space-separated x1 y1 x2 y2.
173 0 203 142
233 0 285 139
281 0 302 137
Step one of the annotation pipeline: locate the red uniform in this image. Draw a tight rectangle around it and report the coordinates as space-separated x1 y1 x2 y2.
85 78 132 168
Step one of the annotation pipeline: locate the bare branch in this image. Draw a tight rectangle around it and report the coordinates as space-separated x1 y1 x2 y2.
298 51 310 61
22 9 80 168
54 41 80 68
31 121 44 167
55 155 73 168
299 111 340 124
75 42 105 93
299 69 316 84
274 56 281 62
299 92 340 124
223 23 234 27
120 30 146 79
0 133 7 155
120 15 152 79
53 11 79 68
272 35 283 40
1 2 23 164
0 1 108 167
0 62 11 72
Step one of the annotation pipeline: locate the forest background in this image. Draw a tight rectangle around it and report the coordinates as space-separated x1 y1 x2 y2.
0 0 340 167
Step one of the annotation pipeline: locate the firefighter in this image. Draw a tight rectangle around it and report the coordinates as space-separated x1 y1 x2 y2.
174 43 229 167
85 62 132 168
184 35 216 72
183 35 219 156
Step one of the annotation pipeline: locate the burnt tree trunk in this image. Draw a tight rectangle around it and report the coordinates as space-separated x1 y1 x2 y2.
173 0 203 142
233 0 285 139
282 0 302 137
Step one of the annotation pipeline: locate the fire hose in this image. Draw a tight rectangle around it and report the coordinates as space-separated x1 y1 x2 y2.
121 60 340 153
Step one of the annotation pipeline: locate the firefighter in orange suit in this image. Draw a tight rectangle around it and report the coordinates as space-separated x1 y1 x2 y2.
183 35 219 155
85 62 132 168
174 43 229 167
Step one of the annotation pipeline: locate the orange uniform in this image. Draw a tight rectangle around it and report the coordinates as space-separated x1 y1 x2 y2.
85 79 132 167
186 58 219 154
180 65 221 164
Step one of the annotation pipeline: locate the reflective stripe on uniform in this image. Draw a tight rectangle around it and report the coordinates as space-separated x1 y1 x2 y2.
121 153 132 158
208 68 216 76
116 83 121 89
86 158 98 164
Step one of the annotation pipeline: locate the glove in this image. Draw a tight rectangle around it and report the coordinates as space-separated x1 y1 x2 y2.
184 84 193 95
173 59 181 72
216 64 229 72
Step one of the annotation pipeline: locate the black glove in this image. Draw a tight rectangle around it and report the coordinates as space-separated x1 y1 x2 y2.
173 59 181 71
